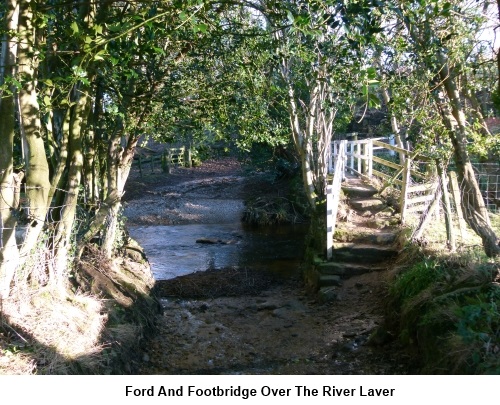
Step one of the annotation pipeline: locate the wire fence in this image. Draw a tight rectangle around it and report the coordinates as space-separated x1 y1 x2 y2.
472 163 499 213
0 184 87 287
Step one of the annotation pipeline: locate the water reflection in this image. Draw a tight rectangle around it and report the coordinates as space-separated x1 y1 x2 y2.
128 223 308 280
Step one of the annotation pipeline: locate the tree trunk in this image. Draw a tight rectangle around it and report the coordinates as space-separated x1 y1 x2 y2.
17 0 52 269
52 86 91 285
434 57 500 257
0 0 21 297
402 3 500 257
282 72 317 209
374 53 405 161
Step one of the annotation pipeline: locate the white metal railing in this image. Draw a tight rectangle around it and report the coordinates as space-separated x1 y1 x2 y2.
331 138 435 223
326 137 439 258
326 139 346 259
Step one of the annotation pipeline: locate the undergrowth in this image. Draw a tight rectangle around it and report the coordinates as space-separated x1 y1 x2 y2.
0 239 160 374
388 246 499 374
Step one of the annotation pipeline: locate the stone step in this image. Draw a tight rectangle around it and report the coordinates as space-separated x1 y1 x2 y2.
334 229 398 246
331 243 399 264
318 274 343 287
342 184 378 199
317 261 387 277
350 198 386 212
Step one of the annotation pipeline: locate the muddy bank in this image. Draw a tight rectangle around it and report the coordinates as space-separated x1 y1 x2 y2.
138 268 413 374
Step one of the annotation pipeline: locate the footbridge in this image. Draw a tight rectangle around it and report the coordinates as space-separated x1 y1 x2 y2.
325 137 452 261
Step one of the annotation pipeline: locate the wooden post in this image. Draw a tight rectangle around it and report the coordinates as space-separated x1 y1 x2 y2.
180 147 185 166
151 155 154 173
448 171 468 240
161 151 167 173
367 139 373 178
432 165 440 220
326 139 347 260
352 134 358 173
400 157 411 224
349 141 354 171
167 149 172 174
185 147 192 168
437 161 456 251
326 183 333 260
389 134 396 157
328 142 335 174
138 155 142 178
361 142 367 174
356 142 361 174
341 140 347 181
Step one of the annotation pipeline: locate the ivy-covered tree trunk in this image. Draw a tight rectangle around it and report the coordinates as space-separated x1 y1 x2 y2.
52 85 91 284
434 58 500 257
0 0 20 298
17 0 52 270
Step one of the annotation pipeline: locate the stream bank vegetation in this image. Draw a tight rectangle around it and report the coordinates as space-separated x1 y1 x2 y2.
387 214 500 374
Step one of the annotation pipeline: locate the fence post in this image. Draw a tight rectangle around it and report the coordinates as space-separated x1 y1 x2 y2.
389 134 396 157
167 149 172 174
361 142 367 174
185 147 192 168
161 151 167 173
367 139 373 178
341 140 347 181
326 183 333 260
432 165 440 220
400 156 411 224
351 132 359 169
357 143 362 174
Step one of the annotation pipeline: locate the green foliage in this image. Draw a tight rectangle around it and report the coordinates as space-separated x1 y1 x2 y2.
390 258 444 303
389 249 500 373
452 288 500 373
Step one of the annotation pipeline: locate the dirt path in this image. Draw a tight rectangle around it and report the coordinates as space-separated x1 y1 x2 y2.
125 158 414 374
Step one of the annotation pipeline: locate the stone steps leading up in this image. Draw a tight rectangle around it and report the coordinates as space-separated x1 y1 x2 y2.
335 229 398 246
350 198 386 212
317 261 387 277
312 177 401 292
331 243 399 264
341 183 378 199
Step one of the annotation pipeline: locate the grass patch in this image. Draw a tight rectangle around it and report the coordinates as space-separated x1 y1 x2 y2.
388 245 499 374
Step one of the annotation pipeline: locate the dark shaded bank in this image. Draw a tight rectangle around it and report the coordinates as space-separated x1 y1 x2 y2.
0 242 161 374
385 247 500 374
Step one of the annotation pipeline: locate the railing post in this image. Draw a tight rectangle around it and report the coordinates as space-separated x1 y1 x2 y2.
353 134 358 172
400 156 411 224
361 142 366 174
326 140 347 259
167 149 173 174
341 140 347 181
367 139 373 178
326 183 333 260
389 134 396 157
185 147 192 168
328 142 335 174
